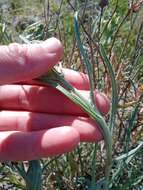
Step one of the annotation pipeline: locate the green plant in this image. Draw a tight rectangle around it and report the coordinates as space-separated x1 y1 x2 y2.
0 0 143 189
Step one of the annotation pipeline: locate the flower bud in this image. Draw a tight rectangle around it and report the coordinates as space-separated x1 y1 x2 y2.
99 0 108 8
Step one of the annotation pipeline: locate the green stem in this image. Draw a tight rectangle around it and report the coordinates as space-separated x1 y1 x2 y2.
36 69 112 189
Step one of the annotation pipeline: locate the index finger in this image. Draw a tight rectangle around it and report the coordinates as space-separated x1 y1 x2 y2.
0 38 63 85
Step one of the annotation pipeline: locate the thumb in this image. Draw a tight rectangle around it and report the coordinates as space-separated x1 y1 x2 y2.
0 37 63 84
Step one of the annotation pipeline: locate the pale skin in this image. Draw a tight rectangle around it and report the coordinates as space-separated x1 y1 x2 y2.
0 38 110 161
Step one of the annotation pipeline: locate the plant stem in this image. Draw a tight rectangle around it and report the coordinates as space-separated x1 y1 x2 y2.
35 69 112 189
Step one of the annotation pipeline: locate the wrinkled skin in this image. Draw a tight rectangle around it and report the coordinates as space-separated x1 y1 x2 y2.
0 38 110 161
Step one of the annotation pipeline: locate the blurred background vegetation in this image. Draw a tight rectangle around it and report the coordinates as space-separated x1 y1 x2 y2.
0 0 143 189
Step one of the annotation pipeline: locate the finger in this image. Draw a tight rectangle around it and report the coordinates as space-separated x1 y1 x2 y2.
0 85 110 115
0 38 63 84
18 68 90 90
0 111 102 142
62 68 89 90
0 127 79 161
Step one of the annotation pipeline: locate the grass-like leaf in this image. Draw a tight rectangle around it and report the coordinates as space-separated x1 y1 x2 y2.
26 160 42 190
115 141 143 162
99 44 118 133
36 68 112 190
74 12 96 109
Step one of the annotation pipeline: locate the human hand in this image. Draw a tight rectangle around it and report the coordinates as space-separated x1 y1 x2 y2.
0 38 110 161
